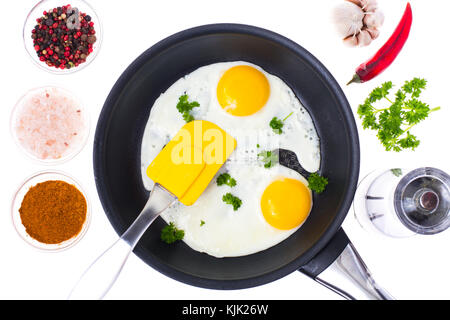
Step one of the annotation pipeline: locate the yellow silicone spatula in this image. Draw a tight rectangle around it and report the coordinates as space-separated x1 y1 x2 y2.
69 120 236 299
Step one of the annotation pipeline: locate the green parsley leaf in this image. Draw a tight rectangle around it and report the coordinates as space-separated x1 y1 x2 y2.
307 173 328 194
216 173 237 187
368 81 393 103
357 78 439 152
176 94 200 123
182 112 195 123
398 131 420 150
258 150 279 168
269 112 293 134
270 117 284 134
402 78 427 98
161 222 184 244
391 168 403 177
200 220 205 226
403 99 431 125
222 192 242 211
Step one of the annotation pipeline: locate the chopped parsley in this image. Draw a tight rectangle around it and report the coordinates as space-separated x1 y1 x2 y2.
269 112 293 134
222 192 242 211
176 94 200 123
200 220 205 226
307 173 328 194
357 78 440 152
258 150 279 168
216 173 237 187
160 222 184 244
269 118 284 134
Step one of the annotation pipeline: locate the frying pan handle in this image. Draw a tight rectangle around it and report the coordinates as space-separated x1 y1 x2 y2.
68 184 176 300
299 228 394 300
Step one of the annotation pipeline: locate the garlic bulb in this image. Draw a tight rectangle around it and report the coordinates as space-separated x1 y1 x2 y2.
332 0 384 47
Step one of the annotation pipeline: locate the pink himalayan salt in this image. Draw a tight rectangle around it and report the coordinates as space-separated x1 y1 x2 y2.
13 87 87 161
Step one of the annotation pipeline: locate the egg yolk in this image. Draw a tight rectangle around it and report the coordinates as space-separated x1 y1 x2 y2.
261 178 311 230
217 65 270 116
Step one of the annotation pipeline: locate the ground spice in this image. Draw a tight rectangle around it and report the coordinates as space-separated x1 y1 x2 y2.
19 180 87 244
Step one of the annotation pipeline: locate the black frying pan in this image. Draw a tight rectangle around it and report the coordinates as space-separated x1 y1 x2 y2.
94 24 390 299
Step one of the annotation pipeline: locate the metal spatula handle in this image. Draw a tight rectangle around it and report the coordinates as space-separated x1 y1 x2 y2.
68 183 176 300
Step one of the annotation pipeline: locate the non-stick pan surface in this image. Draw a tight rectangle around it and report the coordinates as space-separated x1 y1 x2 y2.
94 24 359 289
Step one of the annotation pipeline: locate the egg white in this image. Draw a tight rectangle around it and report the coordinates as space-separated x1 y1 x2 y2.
160 164 310 257
140 61 320 257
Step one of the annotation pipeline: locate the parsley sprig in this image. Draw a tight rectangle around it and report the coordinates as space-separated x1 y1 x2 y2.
216 173 237 187
222 193 242 211
357 78 440 152
161 222 184 244
270 112 293 134
217 173 240 210
176 94 200 122
307 173 328 194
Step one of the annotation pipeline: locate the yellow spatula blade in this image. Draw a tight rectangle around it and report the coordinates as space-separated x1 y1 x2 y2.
146 120 237 205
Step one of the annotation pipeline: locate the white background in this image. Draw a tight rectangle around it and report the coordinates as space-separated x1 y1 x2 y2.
0 0 448 300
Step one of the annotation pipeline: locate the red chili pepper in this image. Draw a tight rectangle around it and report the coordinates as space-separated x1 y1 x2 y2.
347 2 413 85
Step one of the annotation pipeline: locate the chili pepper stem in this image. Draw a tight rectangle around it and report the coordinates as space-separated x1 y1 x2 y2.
347 73 361 85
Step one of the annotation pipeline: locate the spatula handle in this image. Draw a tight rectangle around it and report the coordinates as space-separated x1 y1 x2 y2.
68 183 176 300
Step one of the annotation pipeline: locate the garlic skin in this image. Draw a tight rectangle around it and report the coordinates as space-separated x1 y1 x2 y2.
332 0 384 47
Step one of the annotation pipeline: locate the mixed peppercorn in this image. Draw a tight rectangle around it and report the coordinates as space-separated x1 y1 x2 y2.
31 4 97 70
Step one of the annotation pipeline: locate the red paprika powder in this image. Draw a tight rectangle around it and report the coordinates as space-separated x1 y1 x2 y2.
19 180 87 244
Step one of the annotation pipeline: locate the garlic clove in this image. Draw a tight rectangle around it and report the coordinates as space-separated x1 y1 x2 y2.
332 1 365 38
366 27 380 40
360 0 378 13
356 30 373 47
345 0 363 8
364 10 385 29
343 35 359 47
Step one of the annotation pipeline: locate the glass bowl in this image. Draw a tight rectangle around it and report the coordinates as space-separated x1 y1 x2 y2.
11 171 91 252
10 85 90 165
23 0 102 74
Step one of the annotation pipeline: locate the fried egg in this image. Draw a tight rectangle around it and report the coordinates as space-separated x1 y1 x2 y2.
140 61 320 257
161 164 311 257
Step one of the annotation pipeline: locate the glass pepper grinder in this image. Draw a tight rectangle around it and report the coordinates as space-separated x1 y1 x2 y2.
353 167 450 238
